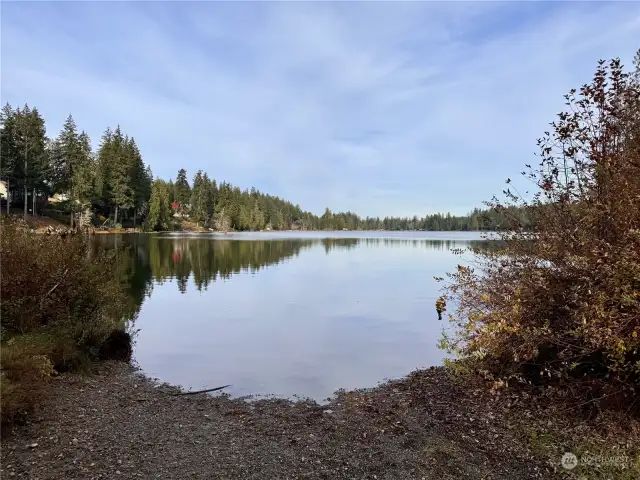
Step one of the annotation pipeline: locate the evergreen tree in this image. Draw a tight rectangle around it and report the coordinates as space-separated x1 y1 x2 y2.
127 137 150 226
147 179 172 231
52 114 80 197
167 179 175 204
95 127 114 210
109 127 134 225
250 199 264 230
174 168 190 211
0 104 19 213
189 170 207 225
72 131 95 207
9 105 49 217
202 172 213 227
469 214 480 231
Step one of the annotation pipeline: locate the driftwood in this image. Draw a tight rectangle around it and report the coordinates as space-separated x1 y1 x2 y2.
163 384 231 396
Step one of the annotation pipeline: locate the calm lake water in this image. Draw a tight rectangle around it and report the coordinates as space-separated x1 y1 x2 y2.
93 231 493 402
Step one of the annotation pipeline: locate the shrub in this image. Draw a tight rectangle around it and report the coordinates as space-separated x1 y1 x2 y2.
437 53 640 414
0 216 130 425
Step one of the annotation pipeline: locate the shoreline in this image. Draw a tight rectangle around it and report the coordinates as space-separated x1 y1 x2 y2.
3 362 638 479
1 362 556 479
13 213 501 236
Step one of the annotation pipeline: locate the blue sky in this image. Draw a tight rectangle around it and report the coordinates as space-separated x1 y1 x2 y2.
2 1 639 217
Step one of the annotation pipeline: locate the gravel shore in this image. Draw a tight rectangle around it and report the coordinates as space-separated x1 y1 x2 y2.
1 362 557 479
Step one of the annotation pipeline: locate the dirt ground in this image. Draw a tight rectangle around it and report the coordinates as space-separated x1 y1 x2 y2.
1 211 68 232
0 362 557 480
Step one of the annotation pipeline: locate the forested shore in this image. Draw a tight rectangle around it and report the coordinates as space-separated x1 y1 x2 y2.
1 104 527 232
2 50 639 480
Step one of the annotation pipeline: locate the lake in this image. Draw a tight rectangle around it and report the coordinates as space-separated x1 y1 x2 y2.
93 231 493 402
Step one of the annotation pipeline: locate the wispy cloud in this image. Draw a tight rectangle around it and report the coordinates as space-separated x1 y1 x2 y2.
2 1 638 216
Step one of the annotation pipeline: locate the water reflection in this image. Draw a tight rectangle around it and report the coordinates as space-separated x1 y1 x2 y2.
91 234 494 401
93 234 495 299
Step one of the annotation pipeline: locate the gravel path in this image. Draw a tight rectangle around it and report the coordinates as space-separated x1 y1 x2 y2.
1 362 557 479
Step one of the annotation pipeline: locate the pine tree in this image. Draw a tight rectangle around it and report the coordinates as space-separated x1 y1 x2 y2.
140 164 153 223
109 128 135 224
167 179 175 204
10 105 49 218
52 114 80 198
190 170 207 224
469 214 479 230
127 137 150 226
174 168 190 212
95 127 114 212
71 131 95 207
202 172 213 227
0 104 18 213
147 179 172 231
209 179 218 218
236 204 251 230
250 199 264 230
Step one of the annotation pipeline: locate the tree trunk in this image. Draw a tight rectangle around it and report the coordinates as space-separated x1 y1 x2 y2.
114 205 119 225
24 184 27 219
32 188 36 216
6 179 10 214
70 209 74 228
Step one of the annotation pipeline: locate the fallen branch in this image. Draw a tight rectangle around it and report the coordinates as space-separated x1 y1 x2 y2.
40 268 70 307
164 385 231 396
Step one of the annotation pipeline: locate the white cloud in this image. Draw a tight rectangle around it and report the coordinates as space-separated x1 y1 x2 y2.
1 1 639 217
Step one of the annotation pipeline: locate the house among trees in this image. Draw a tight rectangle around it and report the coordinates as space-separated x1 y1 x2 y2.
48 192 70 203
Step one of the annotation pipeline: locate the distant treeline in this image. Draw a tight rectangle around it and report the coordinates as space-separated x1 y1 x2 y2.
0 103 528 231
152 170 531 231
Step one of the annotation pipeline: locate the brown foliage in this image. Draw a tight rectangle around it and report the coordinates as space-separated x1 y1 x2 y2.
1 217 125 336
438 54 640 415
1 217 130 425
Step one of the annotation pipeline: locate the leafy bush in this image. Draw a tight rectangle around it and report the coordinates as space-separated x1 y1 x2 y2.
0 216 130 425
437 54 640 414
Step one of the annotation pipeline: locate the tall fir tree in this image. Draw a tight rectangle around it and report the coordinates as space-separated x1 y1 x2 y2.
127 136 150 226
174 168 191 211
0 103 19 213
13 105 48 217
147 179 172 231
95 127 114 210
109 127 134 224
202 172 213 227
72 131 95 206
